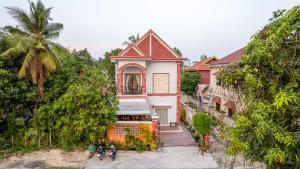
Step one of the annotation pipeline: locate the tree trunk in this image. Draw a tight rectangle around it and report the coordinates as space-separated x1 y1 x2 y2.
38 131 41 148
11 135 14 147
49 130 52 147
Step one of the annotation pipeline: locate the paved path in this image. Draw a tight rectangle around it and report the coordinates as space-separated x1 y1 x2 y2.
85 146 218 169
159 124 197 147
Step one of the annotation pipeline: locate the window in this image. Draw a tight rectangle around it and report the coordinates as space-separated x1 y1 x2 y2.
115 124 140 135
216 103 220 111
153 73 169 93
124 73 141 95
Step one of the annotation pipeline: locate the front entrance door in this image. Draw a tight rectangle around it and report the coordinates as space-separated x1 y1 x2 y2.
155 107 168 125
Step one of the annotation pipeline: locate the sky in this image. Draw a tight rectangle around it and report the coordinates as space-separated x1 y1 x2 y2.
0 0 299 62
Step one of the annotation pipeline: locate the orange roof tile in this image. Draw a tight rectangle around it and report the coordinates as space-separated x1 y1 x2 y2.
112 29 185 61
186 57 217 71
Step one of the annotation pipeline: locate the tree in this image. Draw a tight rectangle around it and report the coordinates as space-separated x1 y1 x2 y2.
99 48 122 82
122 33 139 46
220 6 300 168
173 47 182 56
181 71 201 95
0 33 37 146
34 49 118 148
1 0 63 96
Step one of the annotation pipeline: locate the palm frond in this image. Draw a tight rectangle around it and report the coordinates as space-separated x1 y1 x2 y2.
3 26 30 36
40 50 57 71
30 0 52 31
18 48 34 78
48 41 70 59
122 41 130 46
43 23 63 39
5 7 34 33
45 42 62 68
9 35 36 53
0 47 19 57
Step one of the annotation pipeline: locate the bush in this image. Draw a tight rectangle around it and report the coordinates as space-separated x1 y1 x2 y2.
180 108 186 122
192 112 212 135
124 124 158 152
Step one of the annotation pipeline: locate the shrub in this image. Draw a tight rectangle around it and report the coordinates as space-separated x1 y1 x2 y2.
124 124 158 152
180 108 186 122
192 112 212 135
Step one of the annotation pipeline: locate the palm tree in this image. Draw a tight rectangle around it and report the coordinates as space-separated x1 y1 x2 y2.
122 33 140 46
1 0 63 96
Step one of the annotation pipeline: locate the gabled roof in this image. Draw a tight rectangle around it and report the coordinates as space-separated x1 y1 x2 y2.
211 48 244 65
119 44 145 56
111 29 185 61
186 57 217 71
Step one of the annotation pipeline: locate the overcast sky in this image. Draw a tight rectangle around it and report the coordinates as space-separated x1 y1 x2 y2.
0 0 299 61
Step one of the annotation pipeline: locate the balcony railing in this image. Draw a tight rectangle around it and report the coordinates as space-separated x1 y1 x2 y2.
122 86 143 95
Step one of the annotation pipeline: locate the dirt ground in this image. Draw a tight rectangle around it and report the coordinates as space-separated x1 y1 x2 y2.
0 149 89 169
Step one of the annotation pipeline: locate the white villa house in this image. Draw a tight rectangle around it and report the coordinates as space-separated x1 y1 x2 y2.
108 30 185 142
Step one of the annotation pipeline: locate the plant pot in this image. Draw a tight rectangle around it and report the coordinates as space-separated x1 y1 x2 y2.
203 134 210 145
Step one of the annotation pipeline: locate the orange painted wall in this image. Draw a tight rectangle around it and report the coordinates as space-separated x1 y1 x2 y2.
107 122 153 143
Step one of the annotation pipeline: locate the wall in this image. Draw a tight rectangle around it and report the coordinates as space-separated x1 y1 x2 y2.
147 96 177 124
146 61 177 94
107 121 153 143
199 70 210 84
209 66 243 114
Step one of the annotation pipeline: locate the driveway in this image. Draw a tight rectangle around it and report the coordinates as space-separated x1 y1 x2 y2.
85 146 218 169
159 124 197 147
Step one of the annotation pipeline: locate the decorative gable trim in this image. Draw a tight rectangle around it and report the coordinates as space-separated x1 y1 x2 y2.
150 31 181 59
134 29 182 59
119 44 145 56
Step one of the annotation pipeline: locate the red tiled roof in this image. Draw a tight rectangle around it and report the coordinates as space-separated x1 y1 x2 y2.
186 57 217 71
211 48 244 65
111 29 186 61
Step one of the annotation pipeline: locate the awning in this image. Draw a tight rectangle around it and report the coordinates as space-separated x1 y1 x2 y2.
224 100 236 110
213 96 221 104
116 102 150 115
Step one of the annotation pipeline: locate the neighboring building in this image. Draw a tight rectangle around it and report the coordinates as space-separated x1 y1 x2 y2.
186 57 218 105
209 48 244 119
186 57 217 84
109 30 185 142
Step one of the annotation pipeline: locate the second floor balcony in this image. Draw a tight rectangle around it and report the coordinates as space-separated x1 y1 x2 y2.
122 85 143 95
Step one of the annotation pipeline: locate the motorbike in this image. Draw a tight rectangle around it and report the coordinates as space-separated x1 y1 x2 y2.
88 143 97 158
108 144 117 161
96 143 105 160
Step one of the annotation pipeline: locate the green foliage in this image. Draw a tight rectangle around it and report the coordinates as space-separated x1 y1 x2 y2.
192 112 212 135
1 0 64 96
173 47 182 56
180 108 186 122
138 124 158 151
181 71 201 95
99 48 122 83
220 6 300 168
124 124 158 152
33 50 118 149
0 33 118 151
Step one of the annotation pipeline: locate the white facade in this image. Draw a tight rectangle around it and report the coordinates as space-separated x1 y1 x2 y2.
111 30 183 126
115 60 178 125
209 65 242 115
